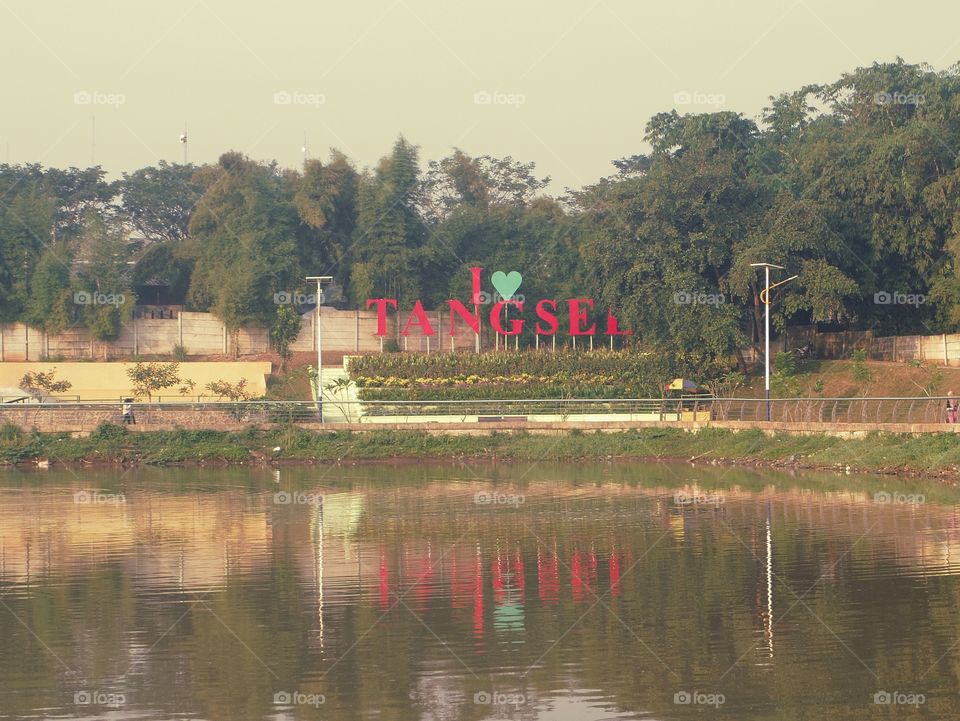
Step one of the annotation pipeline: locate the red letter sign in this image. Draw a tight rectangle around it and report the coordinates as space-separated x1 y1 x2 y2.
568 299 596 336
366 298 398 336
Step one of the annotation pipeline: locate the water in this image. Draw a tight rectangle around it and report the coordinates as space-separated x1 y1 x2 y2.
1 461 959 720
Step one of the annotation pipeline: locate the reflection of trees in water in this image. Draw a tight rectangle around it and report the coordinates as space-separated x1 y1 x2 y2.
3 480 960 718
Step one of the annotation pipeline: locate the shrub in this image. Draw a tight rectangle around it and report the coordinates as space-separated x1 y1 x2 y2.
89 422 128 442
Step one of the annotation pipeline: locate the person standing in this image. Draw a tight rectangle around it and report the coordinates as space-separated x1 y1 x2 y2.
122 398 136 425
947 391 958 424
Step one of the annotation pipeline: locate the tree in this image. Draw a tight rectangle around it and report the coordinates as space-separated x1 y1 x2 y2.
350 137 427 306
25 244 74 334
294 151 358 296
185 152 301 334
117 161 201 243
126 362 182 401
269 305 301 370
20 369 72 400
205 378 256 400
74 210 134 341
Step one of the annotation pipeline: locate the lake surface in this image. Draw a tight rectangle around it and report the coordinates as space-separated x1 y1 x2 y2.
1 461 960 720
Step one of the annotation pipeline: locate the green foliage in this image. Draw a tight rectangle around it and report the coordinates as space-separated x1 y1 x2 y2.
0 422 21 442
7 59 960 371
350 350 687 398
775 350 797 376
89 421 128 442
851 349 873 383
173 343 189 361
205 378 256 401
126 362 182 400
20 369 72 398
269 305 301 369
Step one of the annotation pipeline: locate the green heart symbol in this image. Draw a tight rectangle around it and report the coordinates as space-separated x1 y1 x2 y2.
491 270 523 300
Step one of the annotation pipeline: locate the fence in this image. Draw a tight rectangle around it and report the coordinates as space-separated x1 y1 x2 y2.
782 326 960 364
0 308 481 361
1 396 955 429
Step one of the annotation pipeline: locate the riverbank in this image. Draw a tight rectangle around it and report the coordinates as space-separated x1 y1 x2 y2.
2 422 960 481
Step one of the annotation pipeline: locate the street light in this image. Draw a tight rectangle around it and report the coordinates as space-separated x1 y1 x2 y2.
750 263 791 421
306 276 333 421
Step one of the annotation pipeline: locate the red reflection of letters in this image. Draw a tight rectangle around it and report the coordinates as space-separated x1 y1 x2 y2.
379 548 391 610
538 548 560 605
473 549 484 639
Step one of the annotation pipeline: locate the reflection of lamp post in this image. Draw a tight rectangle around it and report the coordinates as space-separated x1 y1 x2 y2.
306 276 333 421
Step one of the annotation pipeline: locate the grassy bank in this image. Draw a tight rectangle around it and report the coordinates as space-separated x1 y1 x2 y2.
2 422 960 479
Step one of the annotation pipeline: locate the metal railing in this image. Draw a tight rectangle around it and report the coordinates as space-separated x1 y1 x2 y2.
0 396 955 426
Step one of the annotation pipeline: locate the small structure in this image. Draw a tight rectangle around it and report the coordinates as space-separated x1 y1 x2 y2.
664 378 712 421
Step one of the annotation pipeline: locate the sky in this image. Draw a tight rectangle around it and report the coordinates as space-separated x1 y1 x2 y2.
2 0 959 193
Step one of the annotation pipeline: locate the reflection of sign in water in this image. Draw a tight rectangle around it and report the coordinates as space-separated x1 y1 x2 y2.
493 550 525 635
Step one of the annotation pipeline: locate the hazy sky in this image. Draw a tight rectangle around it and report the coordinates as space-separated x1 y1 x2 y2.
2 0 958 192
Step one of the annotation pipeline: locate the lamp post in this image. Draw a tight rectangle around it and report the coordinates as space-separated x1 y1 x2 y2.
306 276 333 421
750 263 784 421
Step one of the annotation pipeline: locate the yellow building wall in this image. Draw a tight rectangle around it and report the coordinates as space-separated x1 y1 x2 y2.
0 362 272 401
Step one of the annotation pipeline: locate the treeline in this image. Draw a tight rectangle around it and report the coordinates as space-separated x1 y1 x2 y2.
3 59 960 370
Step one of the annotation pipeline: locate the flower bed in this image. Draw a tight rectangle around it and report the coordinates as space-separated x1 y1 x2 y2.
348 351 682 402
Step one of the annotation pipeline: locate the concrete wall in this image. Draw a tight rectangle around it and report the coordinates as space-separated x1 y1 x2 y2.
2 407 957 437
783 326 960 364
0 361 272 401
0 308 479 360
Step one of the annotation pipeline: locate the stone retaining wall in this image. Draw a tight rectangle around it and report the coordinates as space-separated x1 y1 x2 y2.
3 406 959 438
